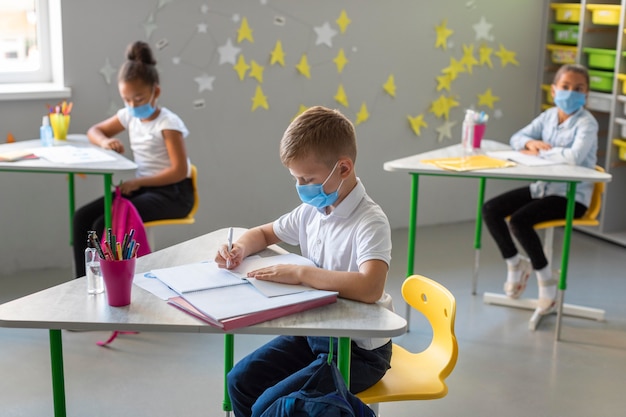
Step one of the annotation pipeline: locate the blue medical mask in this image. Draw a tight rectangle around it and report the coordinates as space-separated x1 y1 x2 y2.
554 89 586 115
296 162 344 209
127 92 156 119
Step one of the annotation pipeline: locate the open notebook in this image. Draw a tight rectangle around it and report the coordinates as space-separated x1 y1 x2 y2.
147 254 337 331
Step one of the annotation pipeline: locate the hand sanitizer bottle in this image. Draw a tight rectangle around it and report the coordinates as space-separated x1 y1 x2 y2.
462 110 475 156
85 232 105 295
40 116 54 147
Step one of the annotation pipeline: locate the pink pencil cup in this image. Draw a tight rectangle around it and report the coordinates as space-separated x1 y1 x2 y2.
99 257 136 307
473 124 486 148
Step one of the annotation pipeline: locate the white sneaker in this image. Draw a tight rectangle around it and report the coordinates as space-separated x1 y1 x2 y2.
503 257 532 299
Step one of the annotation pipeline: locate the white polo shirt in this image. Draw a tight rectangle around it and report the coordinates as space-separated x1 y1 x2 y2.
273 178 393 350
117 107 190 178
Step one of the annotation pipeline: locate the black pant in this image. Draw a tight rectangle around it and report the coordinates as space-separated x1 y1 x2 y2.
482 187 586 271
72 178 194 277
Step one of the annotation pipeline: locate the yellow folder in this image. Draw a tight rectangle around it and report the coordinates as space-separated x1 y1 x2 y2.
421 154 516 172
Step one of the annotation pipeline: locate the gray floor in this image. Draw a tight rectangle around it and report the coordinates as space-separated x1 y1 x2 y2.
1 222 625 417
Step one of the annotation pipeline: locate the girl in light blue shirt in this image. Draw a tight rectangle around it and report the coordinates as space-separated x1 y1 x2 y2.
483 64 598 316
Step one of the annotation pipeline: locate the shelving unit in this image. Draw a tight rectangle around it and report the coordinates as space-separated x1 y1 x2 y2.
538 0 626 246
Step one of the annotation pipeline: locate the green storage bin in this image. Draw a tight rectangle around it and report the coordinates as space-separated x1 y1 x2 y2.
588 70 614 92
584 48 619 70
550 23 579 44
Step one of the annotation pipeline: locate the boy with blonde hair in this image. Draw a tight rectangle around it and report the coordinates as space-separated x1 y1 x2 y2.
215 106 393 417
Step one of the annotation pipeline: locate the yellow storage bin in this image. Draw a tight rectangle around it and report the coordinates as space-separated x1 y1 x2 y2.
541 84 554 105
546 44 577 64
617 73 626 95
587 4 621 25
551 3 582 23
612 139 626 161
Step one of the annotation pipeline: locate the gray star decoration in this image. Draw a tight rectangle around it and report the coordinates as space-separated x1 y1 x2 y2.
99 58 117 85
314 22 338 47
194 73 216 92
218 38 241 65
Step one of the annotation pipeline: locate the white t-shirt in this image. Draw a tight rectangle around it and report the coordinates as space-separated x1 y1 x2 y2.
273 178 393 350
117 107 190 178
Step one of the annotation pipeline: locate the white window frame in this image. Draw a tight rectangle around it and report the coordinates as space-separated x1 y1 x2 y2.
0 0 70 101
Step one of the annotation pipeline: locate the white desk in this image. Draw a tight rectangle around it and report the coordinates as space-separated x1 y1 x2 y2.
0 228 407 417
384 140 611 340
0 135 137 243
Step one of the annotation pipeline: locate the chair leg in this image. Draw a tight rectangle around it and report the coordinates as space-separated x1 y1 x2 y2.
543 228 554 267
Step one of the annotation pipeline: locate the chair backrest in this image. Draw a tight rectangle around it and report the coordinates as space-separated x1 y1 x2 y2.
187 163 200 219
402 275 458 380
580 165 605 221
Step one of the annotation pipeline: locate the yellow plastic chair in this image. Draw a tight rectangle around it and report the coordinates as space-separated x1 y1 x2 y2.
533 165 605 265
144 164 199 249
357 275 458 415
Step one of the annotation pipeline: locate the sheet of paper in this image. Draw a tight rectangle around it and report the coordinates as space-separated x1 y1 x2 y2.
486 150 563 166
228 253 317 297
133 271 178 300
32 145 116 164
182 283 337 321
246 277 313 297
151 261 246 294
230 253 316 278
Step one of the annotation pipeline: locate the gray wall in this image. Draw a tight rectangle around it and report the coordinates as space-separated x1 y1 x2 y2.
0 0 544 274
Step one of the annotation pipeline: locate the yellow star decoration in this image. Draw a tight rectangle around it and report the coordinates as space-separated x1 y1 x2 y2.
355 103 369 125
408 114 428 136
296 54 311 79
461 44 479 74
248 60 264 83
436 73 453 92
479 44 494 68
251 85 268 111
435 19 453 50
333 48 349 73
477 88 500 109
336 10 351 34
383 74 396 97
237 17 254 44
234 54 250 81
495 43 519 67
429 94 459 120
334 84 349 107
442 57 465 81
270 40 286 66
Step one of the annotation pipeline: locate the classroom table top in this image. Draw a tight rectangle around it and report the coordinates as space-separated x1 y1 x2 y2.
0 228 407 339
384 140 612 183
0 134 137 174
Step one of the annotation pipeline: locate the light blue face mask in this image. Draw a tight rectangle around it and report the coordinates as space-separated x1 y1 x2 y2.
296 162 344 209
554 89 586 115
127 91 156 119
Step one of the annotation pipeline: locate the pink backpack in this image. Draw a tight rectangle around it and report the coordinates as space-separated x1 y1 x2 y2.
103 187 151 257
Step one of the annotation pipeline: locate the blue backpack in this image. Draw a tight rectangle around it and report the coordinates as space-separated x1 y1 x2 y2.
259 358 375 417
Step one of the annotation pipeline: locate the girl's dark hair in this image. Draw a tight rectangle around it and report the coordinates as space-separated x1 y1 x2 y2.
554 64 589 87
118 41 159 86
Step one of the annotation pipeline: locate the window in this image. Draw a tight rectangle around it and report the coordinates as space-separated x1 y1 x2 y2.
0 0 69 100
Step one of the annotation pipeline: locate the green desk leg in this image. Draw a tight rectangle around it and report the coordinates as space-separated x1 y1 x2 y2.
67 174 75 247
472 178 486 295
223 334 234 413
338 337 352 387
49 330 66 417
555 182 577 342
103 174 113 229
405 174 419 328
